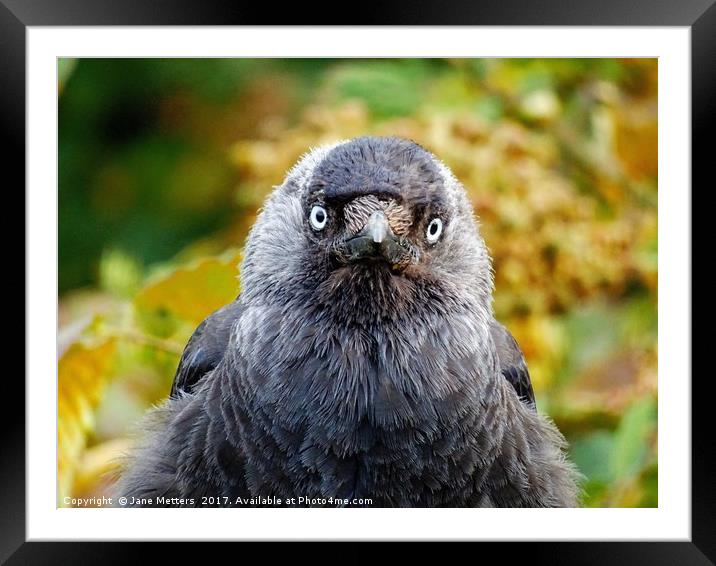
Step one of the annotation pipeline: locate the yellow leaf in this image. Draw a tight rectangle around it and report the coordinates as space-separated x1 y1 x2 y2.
58 337 117 506
72 438 134 505
134 250 241 329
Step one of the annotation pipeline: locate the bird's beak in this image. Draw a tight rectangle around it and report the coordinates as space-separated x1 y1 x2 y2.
339 211 415 270
365 211 390 244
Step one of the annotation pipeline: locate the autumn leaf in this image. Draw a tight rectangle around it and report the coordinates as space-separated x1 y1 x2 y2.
134 250 241 333
58 336 117 506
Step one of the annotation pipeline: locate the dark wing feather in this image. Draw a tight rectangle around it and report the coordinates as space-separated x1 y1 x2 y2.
170 299 243 397
490 320 536 410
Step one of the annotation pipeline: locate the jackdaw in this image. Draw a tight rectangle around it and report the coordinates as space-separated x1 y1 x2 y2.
116 136 580 507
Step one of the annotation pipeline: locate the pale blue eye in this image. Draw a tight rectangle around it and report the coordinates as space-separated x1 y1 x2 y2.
310 205 328 231
426 218 443 243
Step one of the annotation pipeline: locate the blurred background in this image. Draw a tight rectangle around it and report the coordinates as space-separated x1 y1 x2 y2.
58 58 657 508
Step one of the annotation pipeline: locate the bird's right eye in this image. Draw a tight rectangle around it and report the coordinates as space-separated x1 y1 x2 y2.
309 205 328 231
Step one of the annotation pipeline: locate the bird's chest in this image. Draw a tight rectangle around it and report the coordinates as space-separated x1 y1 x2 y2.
230 317 492 506
235 388 483 506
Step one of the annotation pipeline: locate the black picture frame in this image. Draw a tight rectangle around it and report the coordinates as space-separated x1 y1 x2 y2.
6 1 707 562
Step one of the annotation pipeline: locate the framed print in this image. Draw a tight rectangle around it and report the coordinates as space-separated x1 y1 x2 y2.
7 0 708 562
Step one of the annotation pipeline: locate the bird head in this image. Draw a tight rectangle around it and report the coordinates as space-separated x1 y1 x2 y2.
240 137 493 317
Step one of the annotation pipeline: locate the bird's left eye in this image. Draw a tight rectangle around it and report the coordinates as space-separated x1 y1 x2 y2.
426 218 443 243
309 205 328 231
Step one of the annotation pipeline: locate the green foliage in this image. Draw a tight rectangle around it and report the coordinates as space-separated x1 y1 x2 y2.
100 248 143 298
326 60 435 119
611 398 656 479
58 58 658 507
58 58 77 92
570 397 656 506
